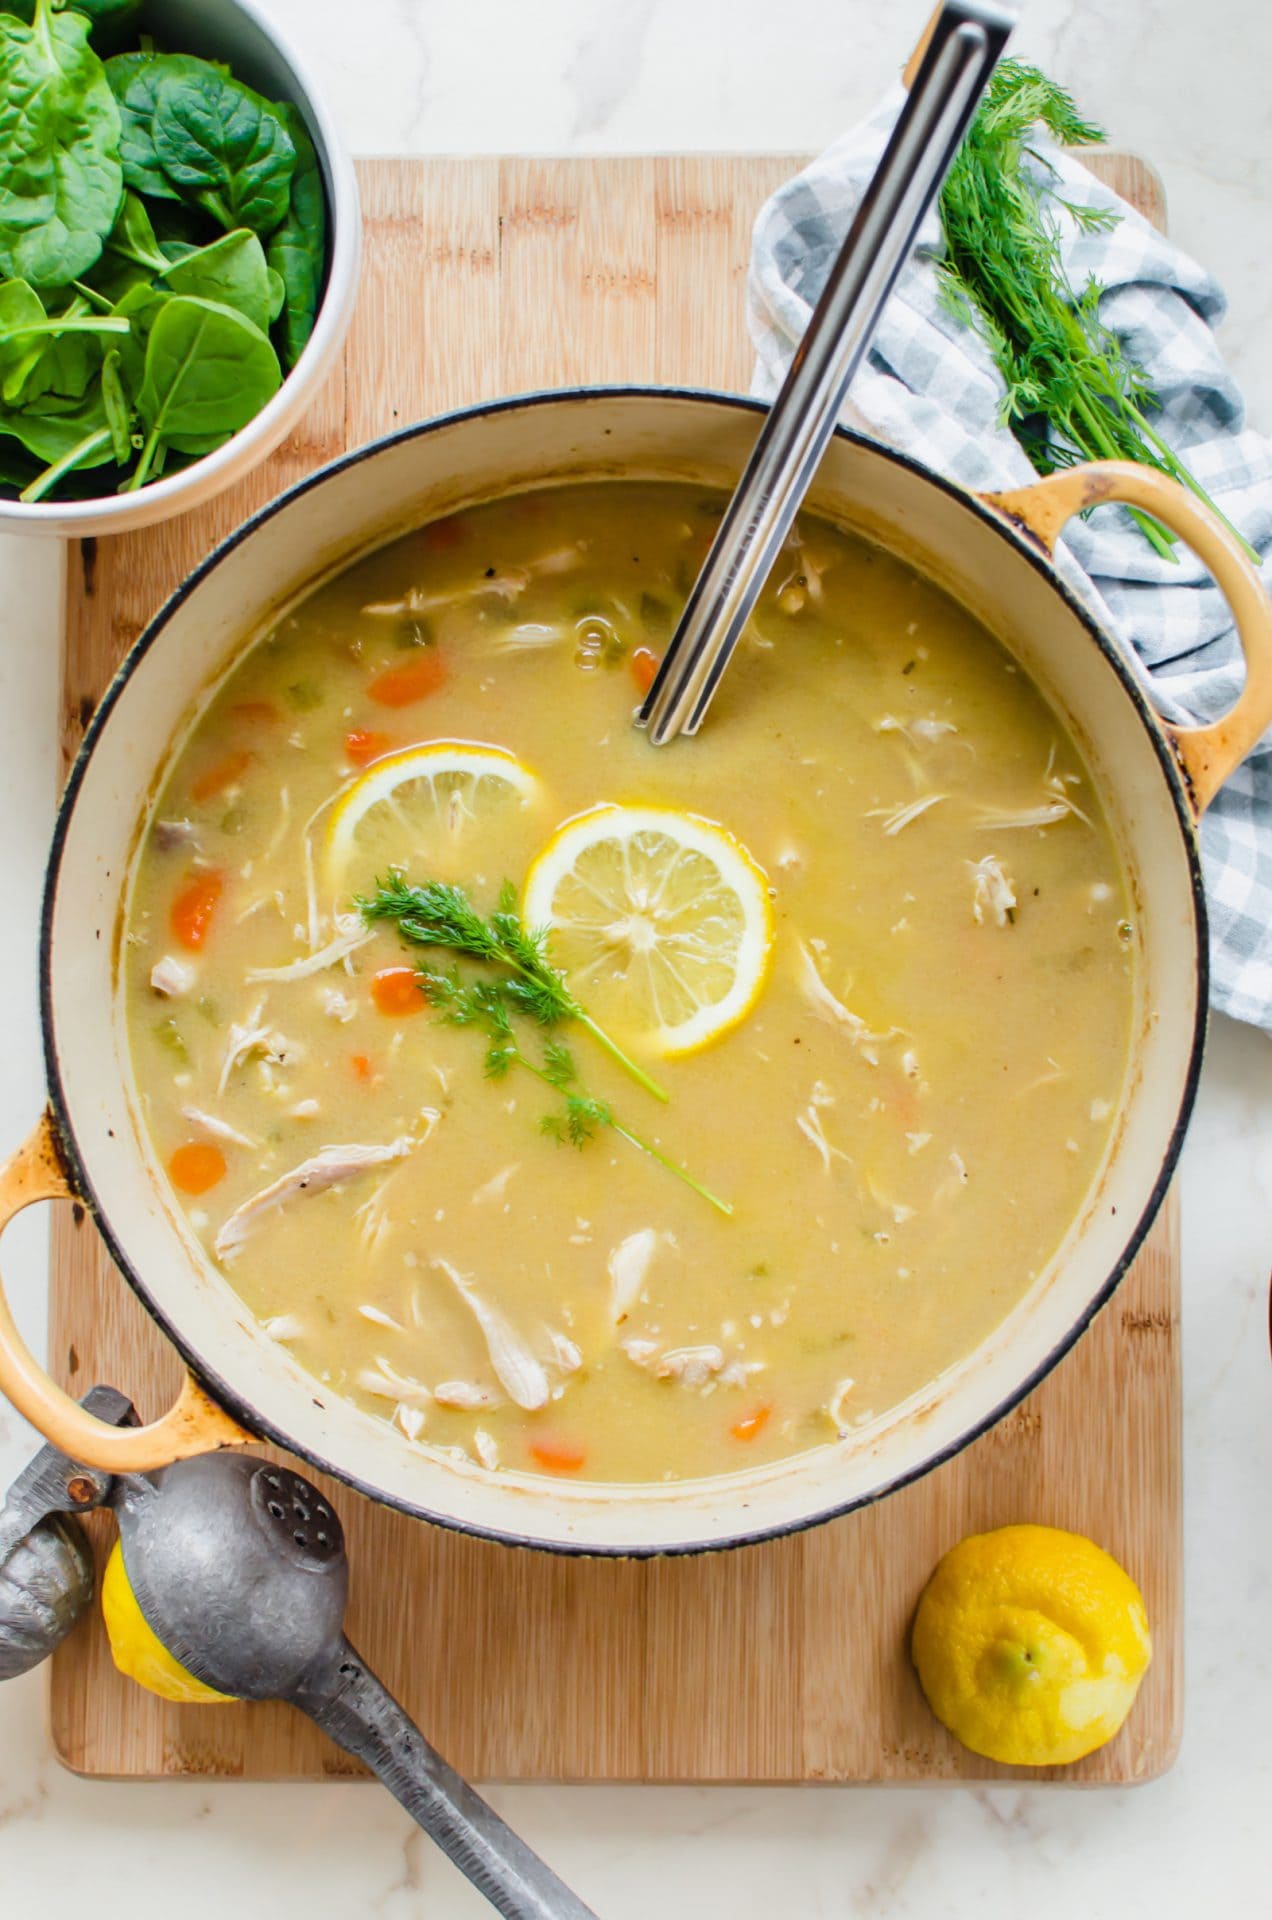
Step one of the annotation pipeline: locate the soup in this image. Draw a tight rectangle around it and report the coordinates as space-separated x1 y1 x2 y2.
123 482 1134 1484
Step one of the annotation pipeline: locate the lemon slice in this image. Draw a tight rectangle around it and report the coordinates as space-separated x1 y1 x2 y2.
325 741 539 888
523 804 773 1057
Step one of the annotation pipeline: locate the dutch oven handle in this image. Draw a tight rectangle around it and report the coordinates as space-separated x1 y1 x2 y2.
982 460 1272 817
0 1111 253 1472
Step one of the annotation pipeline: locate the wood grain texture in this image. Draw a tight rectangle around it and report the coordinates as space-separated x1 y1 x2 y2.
47 153 1180 1784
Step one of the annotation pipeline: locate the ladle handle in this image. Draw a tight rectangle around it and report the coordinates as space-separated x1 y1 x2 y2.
295 1638 599 1920
638 0 1014 743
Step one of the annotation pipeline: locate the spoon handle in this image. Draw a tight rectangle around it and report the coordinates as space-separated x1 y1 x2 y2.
638 0 1014 745
294 1637 598 1920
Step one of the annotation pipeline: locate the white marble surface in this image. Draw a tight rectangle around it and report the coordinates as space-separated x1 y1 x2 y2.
1 0 1270 1912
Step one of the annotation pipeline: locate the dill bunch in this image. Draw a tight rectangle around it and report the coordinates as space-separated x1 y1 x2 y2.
937 60 1255 562
419 965 732 1215
360 874 668 1102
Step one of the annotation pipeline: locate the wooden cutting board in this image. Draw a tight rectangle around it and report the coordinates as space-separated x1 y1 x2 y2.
48 153 1180 1783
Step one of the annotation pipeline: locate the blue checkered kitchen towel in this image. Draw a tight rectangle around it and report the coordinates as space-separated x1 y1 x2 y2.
748 89 1272 1034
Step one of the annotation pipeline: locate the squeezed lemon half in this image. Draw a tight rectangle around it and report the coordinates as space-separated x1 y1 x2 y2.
911 1523 1152 1766
523 804 773 1057
101 1539 233 1704
325 740 540 890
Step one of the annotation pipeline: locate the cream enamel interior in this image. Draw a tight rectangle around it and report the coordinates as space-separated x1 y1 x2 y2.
44 392 1201 1551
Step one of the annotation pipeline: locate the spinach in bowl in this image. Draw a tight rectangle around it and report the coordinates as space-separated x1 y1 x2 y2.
0 0 327 502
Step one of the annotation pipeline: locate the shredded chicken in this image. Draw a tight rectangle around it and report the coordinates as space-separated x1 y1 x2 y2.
151 954 196 998
247 914 373 983
472 1163 520 1206
260 1312 305 1341
547 1331 583 1373
875 714 958 745
827 1377 857 1438
795 941 895 1061
357 1355 433 1407
357 1304 404 1331
153 818 197 851
967 854 1017 928
217 999 301 1094
431 1257 550 1411
181 1105 259 1150
473 1429 500 1469
396 1404 427 1442
869 793 948 836
607 1227 672 1324
214 1136 418 1258
655 1345 725 1388
796 1101 849 1174
434 1379 501 1410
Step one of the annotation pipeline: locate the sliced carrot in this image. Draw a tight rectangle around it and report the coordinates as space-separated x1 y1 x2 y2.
421 514 466 551
170 871 224 950
191 750 252 803
630 646 660 695
168 1142 227 1195
367 650 448 708
371 966 425 1016
229 700 278 725
528 1437 587 1474
730 1402 772 1443
344 727 394 766
350 1052 374 1082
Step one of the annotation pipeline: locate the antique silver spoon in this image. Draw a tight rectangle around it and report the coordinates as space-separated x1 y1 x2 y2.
637 0 1014 745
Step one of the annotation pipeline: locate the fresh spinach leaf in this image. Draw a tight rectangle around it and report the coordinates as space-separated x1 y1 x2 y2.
133 292 279 482
1 1 143 50
266 100 325 369
0 2 123 287
151 68 296 236
110 276 166 391
105 49 206 204
0 385 110 464
0 278 126 405
159 228 275 333
103 188 166 273
100 343 132 460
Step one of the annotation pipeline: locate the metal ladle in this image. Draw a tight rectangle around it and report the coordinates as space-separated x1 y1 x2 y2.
637 0 1015 746
0 1404 596 1920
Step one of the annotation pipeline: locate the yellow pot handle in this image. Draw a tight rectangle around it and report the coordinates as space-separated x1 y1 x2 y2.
0 1111 254 1473
982 460 1272 817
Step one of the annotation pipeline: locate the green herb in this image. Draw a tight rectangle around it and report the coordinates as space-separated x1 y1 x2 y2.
360 875 669 1103
938 60 1256 562
421 967 731 1215
284 675 324 710
0 15 327 501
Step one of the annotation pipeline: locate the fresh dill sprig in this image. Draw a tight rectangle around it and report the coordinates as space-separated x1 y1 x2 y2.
360 875 668 1103
419 966 732 1215
938 60 1257 563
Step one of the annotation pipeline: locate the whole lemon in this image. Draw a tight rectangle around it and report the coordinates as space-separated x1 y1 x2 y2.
100 1539 234 1705
911 1523 1151 1766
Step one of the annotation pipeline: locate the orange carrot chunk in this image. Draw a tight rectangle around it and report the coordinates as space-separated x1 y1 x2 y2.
630 646 660 695
344 727 394 766
191 749 252 803
371 966 425 1016
350 1052 374 1082
367 651 448 708
168 1142 227 1195
421 515 466 551
731 1403 772 1442
528 1437 587 1474
170 871 224 950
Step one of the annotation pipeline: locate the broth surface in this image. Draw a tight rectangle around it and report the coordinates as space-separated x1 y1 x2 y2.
123 482 1134 1483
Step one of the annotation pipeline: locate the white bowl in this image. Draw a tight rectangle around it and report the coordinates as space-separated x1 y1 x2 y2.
0 0 361 538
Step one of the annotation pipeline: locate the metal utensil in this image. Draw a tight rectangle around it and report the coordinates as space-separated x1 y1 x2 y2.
0 1413 595 1920
637 0 1014 745
112 1453 597 1920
